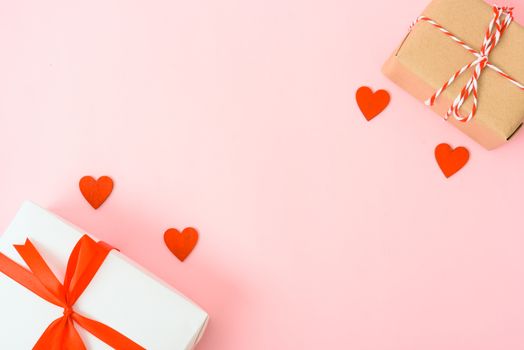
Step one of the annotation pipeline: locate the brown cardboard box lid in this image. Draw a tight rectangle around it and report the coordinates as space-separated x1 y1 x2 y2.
394 0 524 143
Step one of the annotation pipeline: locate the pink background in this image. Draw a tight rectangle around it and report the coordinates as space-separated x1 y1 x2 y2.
1 0 524 349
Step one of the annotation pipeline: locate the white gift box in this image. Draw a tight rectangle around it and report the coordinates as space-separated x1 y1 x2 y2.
0 202 208 350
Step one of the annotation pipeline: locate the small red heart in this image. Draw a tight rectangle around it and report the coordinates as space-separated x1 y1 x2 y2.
164 228 199 262
79 176 114 209
435 143 469 178
356 86 390 121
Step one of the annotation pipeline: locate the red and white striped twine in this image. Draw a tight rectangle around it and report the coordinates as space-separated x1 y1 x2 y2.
409 6 524 122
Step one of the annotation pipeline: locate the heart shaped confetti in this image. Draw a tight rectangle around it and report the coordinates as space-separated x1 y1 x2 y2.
435 143 469 178
164 228 199 262
356 86 390 121
79 176 114 209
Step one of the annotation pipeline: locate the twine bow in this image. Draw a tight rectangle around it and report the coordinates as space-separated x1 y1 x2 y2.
0 235 145 350
410 6 524 122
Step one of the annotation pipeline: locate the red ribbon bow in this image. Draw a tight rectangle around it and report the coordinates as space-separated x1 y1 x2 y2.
0 235 145 350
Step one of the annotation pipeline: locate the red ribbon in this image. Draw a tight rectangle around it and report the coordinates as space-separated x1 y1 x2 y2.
0 235 145 350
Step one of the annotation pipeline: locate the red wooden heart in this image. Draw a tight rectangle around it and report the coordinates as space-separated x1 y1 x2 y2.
435 143 469 178
356 86 390 121
164 228 199 262
79 176 114 209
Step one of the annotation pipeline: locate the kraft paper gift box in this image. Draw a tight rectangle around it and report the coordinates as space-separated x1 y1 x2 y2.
0 202 208 350
382 0 524 149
